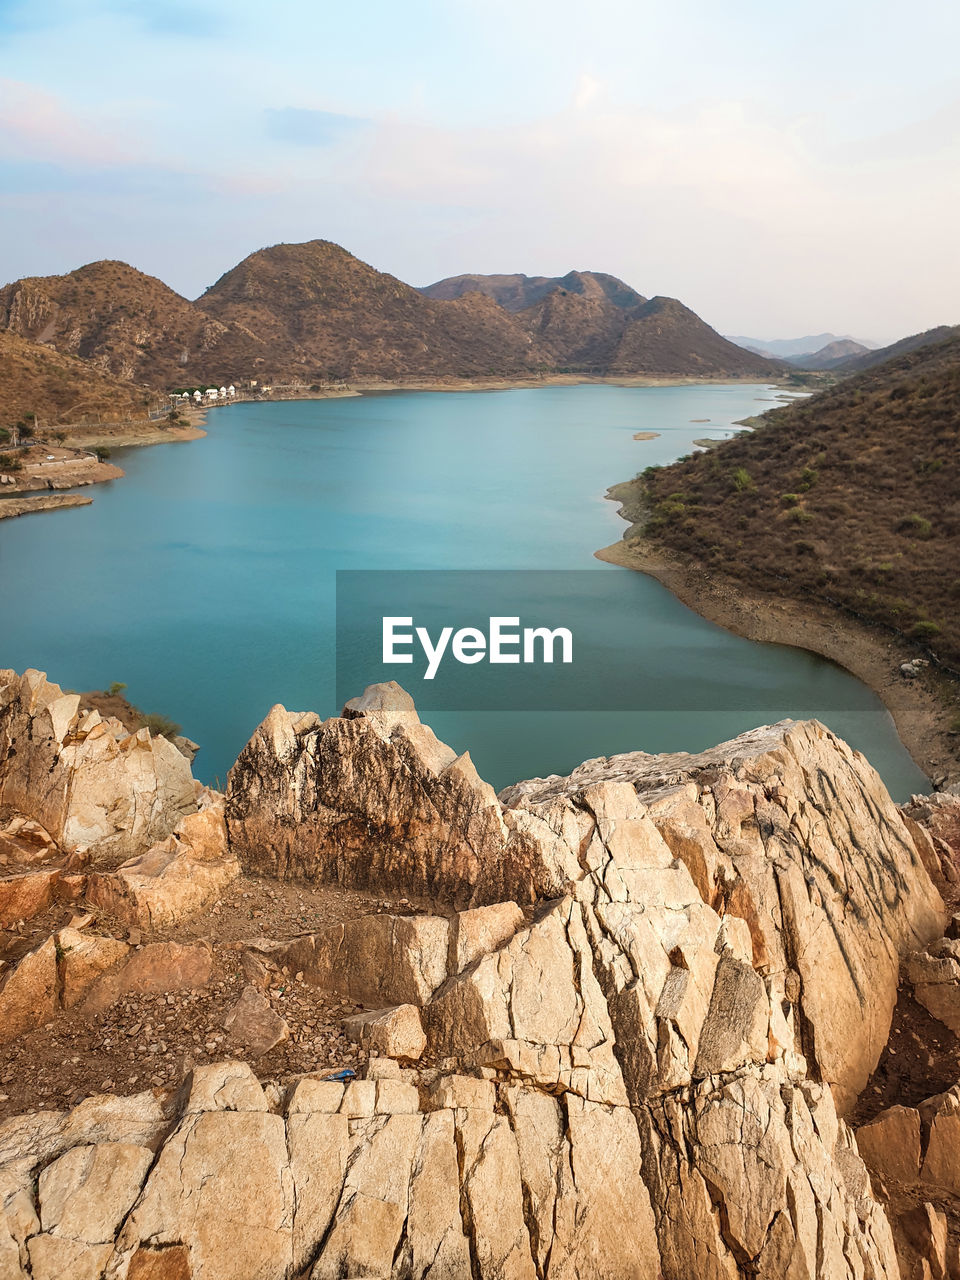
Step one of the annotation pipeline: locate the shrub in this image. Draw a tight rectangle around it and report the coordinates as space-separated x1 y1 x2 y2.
911 620 941 639
731 467 754 492
781 493 801 506
0 453 22 472
896 513 933 539
107 681 127 697
137 712 182 740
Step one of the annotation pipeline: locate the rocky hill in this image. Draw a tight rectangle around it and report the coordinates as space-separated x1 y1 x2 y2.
787 337 871 369
419 268 647 312
0 242 780 405
609 295 779 376
2 668 960 1278
0 260 243 389
197 240 543 381
619 331 960 669
836 323 960 373
0 331 154 425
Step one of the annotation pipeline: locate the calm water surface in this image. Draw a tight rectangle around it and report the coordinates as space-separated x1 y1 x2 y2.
0 384 928 797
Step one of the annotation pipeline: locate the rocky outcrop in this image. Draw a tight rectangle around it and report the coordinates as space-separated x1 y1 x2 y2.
0 669 197 862
0 1055 901 1280
229 693 944 1113
2 682 953 1277
86 790 238 929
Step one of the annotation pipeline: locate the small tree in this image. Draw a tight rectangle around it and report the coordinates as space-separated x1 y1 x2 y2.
94 446 111 462
18 422 34 443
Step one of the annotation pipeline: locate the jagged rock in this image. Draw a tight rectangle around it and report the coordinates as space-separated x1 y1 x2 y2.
897 1203 952 1280
86 791 238 930
450 900 526 970
503 719 945 1113
0 668 197 861
225 686 579 906
342 1003 427 1061
223 985 290 1057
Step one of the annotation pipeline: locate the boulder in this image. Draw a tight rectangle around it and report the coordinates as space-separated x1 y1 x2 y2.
222 986 290 1058
906 939 960 1034
0 867 60 928
0 668 197 862
56 928 130 1009
343 1004 427 1061
86 792 238 930
0 937 58 1042
856 1105 924 1186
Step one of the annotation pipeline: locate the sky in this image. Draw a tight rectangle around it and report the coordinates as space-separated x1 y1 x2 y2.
1 0 958 343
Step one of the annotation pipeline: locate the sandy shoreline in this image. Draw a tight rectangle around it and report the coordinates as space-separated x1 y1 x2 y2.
0 493 94 520
596 503 960 789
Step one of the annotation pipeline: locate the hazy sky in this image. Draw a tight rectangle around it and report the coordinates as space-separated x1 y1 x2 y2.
1 0 958 342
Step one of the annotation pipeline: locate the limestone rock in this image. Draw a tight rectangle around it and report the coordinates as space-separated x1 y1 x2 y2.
0 937 58 1043
503 718 945 1113
343 1004 427 1061
56 928 130 1008
0 668 197 862
0 867 60 928
223 985 290 1057
856 1105 923 1186
87 792 237 930
906 938 960 1034
273 911 450 1007
81 941 212 1015
225 686 579 905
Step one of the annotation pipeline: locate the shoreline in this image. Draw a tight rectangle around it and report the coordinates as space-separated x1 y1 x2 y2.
596 498 960 790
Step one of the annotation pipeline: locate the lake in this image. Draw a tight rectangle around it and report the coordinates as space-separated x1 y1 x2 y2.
0 383 928 798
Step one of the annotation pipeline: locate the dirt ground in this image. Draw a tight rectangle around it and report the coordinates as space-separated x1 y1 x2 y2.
0 870 442 1121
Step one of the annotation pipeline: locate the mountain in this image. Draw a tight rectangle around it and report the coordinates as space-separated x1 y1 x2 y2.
197 240 542 381
0 260 242 388
609 297 779 376
726 333 878 359
786 339 871 370
0 331 154 425
833 324 960 374
629 331 960 667
419 269 646 312
0 241 781 397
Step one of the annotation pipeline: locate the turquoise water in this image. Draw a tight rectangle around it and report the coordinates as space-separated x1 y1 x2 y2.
0 384 928 798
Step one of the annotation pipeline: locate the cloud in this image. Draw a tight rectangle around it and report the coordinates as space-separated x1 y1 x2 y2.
0 80 139 168
263 107 370 148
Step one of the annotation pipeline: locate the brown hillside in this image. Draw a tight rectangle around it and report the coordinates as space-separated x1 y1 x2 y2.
517 287 632 368
610 297 778 377
420 269 646 312
629 333 960 667
0 260 246 388
0 331 154 426
198 240 545 380
836 324 960 374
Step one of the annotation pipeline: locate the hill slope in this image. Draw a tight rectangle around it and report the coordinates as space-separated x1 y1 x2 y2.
836 325 960 373
419 269 645 312
0 261 241 388
197 240 543 380
0 331 154 425
627 334 960 667
610 298 779 377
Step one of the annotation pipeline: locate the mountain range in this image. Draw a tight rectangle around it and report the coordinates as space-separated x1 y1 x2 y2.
0 242 777 422
726 333 878 359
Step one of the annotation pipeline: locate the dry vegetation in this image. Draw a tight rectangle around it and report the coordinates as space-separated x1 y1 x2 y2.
634 334 960 669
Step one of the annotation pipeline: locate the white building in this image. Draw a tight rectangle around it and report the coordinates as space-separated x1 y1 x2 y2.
227 385 236 397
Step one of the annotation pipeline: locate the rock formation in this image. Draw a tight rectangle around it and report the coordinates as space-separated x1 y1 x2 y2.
0 669 197 862
3 675 960 1277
